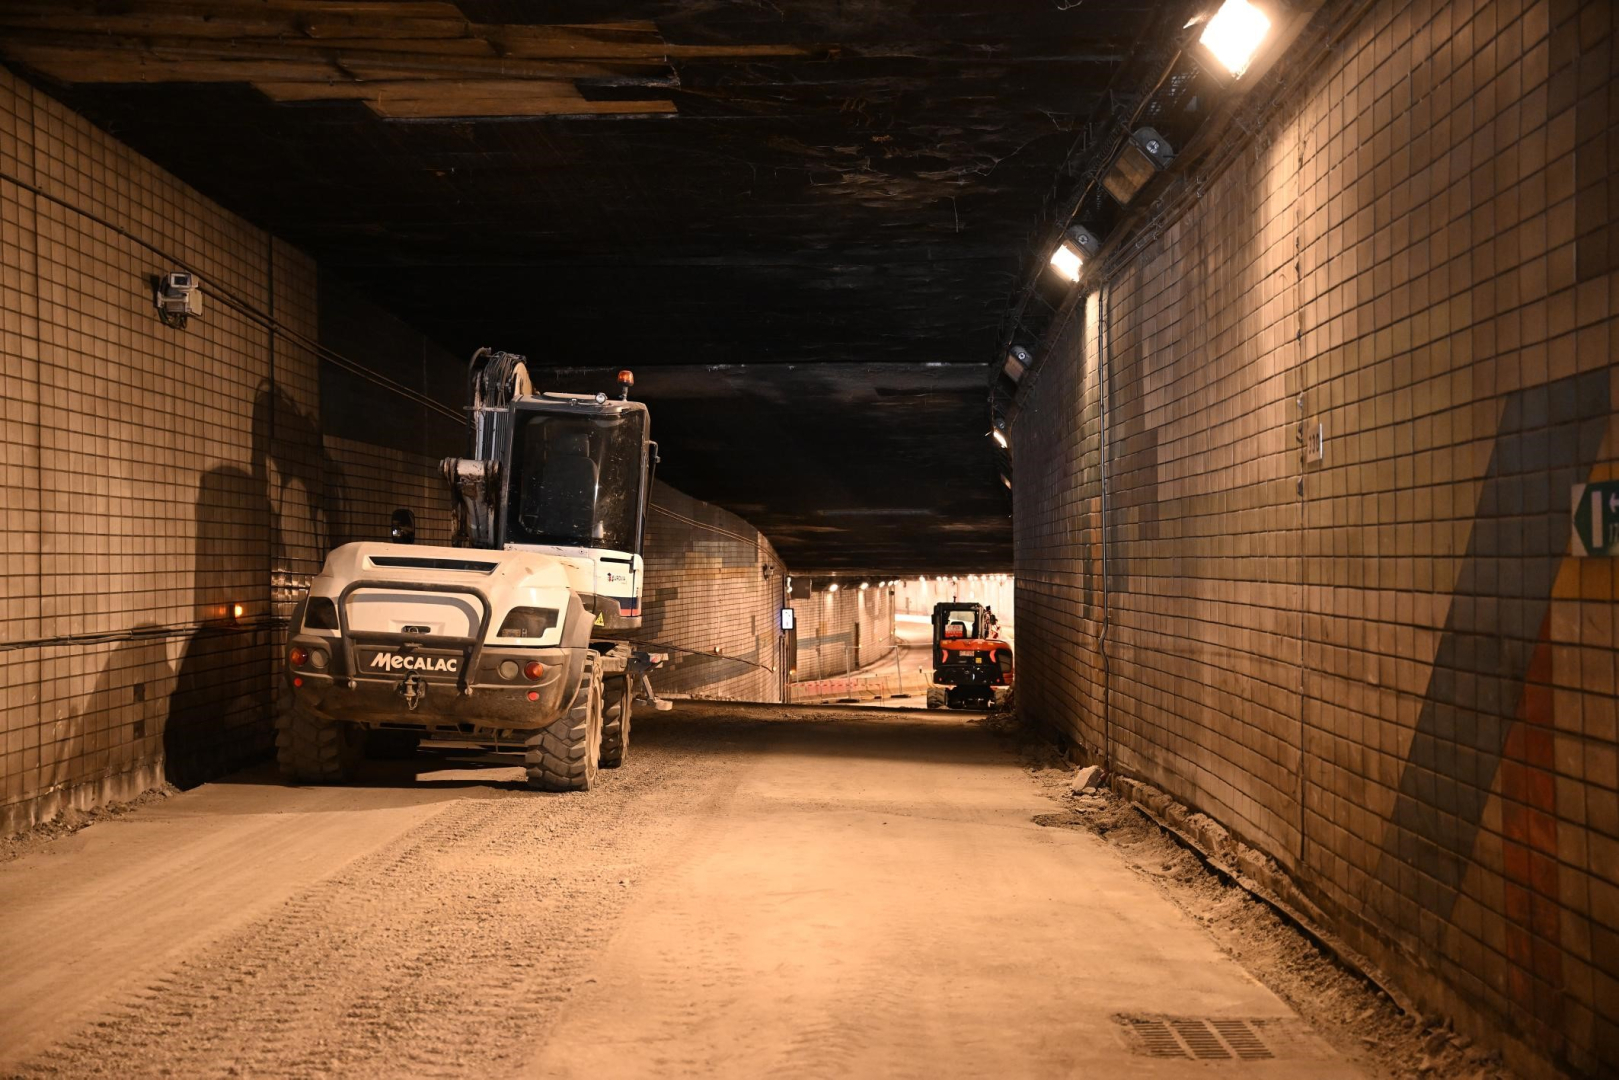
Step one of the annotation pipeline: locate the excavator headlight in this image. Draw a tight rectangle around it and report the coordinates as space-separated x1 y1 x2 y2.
497 607 559 639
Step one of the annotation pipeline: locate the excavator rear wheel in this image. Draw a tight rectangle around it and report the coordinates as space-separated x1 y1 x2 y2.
600 673 633 768
276 696 363 783
525 653 602 792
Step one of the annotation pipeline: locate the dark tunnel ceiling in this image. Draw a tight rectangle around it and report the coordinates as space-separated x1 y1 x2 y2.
0 0 1166 573
556 362 1006 574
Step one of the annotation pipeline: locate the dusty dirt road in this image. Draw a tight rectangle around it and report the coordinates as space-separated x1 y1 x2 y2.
0 705 1363 1079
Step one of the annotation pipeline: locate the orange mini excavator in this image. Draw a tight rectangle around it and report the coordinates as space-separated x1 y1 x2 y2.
927 601 1013 710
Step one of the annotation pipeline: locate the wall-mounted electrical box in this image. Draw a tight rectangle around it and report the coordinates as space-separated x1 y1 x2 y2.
155 270 201 328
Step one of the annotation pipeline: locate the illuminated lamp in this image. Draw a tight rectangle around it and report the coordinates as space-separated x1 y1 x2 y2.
1049 242 1082 282
1199 0 1273 78
1103 128 1174 205
828 583 840 593
1048 225 1099 282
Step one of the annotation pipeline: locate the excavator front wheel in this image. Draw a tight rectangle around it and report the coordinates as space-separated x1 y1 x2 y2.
525 653 602 792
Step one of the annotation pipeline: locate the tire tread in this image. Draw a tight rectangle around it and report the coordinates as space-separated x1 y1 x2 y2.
276 696 361 783
525 653 601 791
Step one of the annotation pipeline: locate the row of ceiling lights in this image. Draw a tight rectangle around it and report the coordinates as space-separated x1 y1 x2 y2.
987 0 1283 489
1044 0 1275 287
787 578 898 593
824 580 895 592
796 574 1012 592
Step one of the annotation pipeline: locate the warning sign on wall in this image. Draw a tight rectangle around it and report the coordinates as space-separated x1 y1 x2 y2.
1573 481 1619 556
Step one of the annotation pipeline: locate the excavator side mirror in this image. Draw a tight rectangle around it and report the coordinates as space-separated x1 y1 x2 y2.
390 508 417 545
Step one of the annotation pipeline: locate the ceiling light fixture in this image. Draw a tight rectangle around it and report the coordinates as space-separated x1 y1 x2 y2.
1047 225 1101 283
1200 0 1272 78
1049 241 1083 282
1003 345 1030 384
1103 128 1174 205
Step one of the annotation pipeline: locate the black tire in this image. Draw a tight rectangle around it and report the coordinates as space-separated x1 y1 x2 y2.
364 729 421 760
276 696 362 783
600 673 633 768
925 686 947 710
525 653 602 791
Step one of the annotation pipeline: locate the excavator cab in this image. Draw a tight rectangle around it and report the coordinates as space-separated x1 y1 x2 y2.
445 352 657 633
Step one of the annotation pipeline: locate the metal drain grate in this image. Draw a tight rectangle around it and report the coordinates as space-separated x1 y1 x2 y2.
1212 1018 1275 1060
1176 1016 1241 1059
1127 1017 1191 1058
1120 1015 1308 1061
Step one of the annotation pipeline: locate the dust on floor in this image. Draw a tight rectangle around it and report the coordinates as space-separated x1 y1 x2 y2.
996 714 1518 1080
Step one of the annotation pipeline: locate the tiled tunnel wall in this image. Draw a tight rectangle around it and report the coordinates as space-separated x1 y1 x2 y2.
640 481 789 702
1011 0 1618 1074
792 582 895 682
0 70 789 833
0 66 328 831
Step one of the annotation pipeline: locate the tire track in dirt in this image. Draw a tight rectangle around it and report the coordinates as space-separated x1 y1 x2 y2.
10 725 734 1080
752 802 957 1080
594 781 751 1078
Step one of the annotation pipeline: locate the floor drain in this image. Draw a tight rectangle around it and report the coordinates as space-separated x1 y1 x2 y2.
1126 1017 1192 1058
1119 1015 1313 1061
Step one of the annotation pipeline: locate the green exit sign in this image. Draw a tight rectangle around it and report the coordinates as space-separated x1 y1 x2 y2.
1573 481 1619 556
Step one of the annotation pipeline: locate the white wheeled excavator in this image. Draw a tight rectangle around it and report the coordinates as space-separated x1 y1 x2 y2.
279 349 663 791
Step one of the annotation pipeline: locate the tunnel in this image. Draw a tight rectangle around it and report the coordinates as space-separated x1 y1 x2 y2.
0 1 1615 1077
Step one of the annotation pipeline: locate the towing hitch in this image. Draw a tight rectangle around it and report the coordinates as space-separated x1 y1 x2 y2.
396 673 429 711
